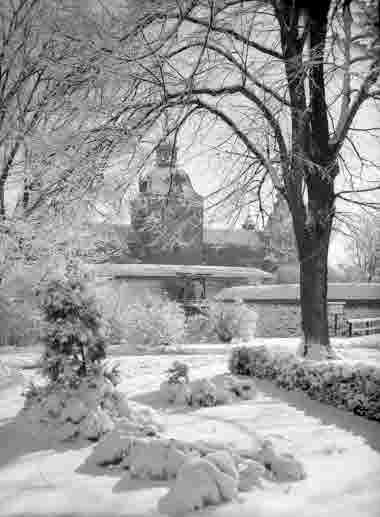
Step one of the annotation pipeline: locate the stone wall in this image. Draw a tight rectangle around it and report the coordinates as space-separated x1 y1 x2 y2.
244 302 380 338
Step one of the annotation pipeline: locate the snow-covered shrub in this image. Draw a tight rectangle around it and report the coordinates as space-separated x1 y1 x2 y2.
190 378 218 407
185 313 219 343
122 291 186 348
22 369 163 442
229 345 380 421
39 277 106 384
160 360 191 405
167 361 189 384
208 301 257 343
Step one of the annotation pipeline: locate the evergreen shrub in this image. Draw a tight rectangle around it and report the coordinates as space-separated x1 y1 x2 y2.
40 277 106 384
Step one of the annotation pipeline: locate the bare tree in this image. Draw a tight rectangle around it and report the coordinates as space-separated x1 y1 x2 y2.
108 0 380 357
0 0 131 221
345 212 380 281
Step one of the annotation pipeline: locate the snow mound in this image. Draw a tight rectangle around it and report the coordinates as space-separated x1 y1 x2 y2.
238 460 266 491
79 408 115 440
93 426 199 479
89 420 306 516
22 376 165 442
254 440 306 482
121 437 195 479
158 451 239 516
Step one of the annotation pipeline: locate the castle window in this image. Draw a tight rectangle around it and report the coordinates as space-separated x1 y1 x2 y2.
140 180 148 193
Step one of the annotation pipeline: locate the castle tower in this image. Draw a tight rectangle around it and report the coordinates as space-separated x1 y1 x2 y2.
130 141 204 264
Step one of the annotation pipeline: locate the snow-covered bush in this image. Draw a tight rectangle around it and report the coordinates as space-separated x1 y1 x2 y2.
229 345 380 421
22 367 164 442
167 361 189 384
185 301 257 344
185 313 221 344
160 360 192 405
159 361 256 407
121 291 186 348
39 277 106 384
208 301 257 343
190 378 218 407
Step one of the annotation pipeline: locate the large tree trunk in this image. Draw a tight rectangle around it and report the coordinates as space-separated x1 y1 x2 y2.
295 184 337 360
299 228 333 359
0 179 5 219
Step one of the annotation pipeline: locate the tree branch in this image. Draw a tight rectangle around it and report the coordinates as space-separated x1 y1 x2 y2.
335 4 352 142
167 41 291 106
184 13 283 61
330 57 380 153
187 97 283 190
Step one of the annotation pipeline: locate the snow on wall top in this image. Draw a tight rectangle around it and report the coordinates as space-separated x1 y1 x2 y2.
85 263 273 281
215 283 380 303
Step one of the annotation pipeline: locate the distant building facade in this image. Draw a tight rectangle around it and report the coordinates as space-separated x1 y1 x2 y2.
129 141 204 265
84 142 296 271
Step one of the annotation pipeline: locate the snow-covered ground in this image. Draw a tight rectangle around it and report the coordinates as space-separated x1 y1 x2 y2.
1 350 380 517
1 334 379 365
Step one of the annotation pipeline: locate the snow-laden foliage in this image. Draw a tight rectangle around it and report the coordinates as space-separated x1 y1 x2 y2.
39 276 106 383
120 291 186 348
159 362 256 408
208 302 257 343
229 346 380 421
185 302 257 344
22 369 164 442
166 361 189 385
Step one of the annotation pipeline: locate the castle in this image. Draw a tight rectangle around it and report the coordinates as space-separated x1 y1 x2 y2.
85 141 296 270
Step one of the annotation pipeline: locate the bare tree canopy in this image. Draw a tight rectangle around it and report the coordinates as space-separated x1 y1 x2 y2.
106 0 380 356
345 212 380 281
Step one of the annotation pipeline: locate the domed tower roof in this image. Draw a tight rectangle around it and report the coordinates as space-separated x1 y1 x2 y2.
138 141 202 203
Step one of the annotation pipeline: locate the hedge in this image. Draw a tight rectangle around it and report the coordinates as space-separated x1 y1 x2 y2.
229 346 380 421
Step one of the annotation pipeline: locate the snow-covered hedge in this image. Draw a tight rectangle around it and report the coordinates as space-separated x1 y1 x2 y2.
229 345 380 421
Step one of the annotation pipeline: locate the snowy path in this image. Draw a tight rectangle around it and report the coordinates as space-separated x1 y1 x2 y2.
0 354 380 517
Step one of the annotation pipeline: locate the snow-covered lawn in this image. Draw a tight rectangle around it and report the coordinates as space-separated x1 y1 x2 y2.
1 352 380 517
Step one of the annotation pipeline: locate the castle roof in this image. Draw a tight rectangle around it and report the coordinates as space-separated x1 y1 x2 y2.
90 223 261 247
204 227 262 247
